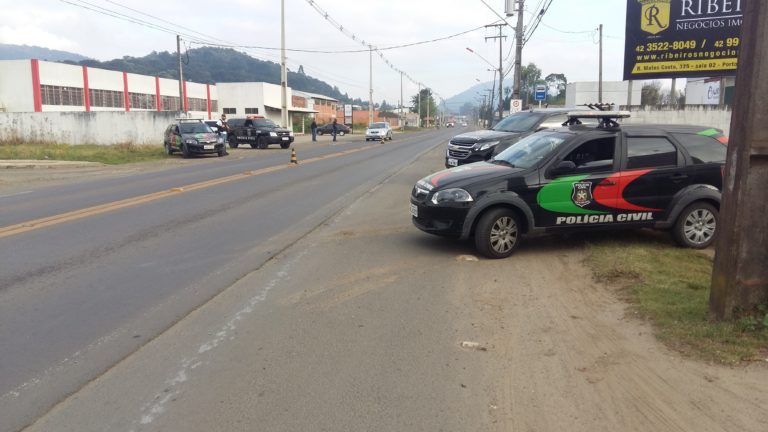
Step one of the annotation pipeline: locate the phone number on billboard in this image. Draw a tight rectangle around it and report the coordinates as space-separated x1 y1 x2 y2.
635 38 740 53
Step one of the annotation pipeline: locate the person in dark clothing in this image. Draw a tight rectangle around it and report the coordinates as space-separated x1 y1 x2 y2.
310 119 318 142
218 113 230 155
332 118 338 142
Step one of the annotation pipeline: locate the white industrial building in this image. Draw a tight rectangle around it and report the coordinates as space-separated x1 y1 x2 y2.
684 77 736 105
565 81 642 107
217 82 316 128
0 59 216 118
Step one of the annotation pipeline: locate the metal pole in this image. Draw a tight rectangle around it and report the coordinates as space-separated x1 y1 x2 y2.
280 0 288 128
177 35 184 114
512 0 524 100
627 80 633 110
369 46 373 126
710 0 768 319
598 24 603 104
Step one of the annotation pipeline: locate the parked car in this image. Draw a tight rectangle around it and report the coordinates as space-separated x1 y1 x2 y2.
445 109 582 168
365 122 393 141
204 120 227 143
317 123 351 136
227 116 294 149
411 110 727 258
163 119 226 158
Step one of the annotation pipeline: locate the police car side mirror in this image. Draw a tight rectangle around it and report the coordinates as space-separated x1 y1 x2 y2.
552 160 576 175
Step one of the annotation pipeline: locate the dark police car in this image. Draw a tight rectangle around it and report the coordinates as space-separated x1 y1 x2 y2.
163 119 226 158
412 111 727 258
227 116 294 149
446 109 584 168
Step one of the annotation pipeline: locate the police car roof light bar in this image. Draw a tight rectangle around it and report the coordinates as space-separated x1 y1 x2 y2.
564 110 630 129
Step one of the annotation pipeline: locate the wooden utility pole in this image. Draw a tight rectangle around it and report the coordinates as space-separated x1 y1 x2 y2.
176 35 184 114
710 0 768 320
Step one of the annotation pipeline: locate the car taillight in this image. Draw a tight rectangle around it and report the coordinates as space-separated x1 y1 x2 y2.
717 136 728 145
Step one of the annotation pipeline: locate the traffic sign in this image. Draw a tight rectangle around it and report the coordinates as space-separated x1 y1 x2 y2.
510 99 522 113
534 85 546 101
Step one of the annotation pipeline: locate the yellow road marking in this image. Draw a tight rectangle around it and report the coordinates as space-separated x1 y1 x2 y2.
0 144 380 239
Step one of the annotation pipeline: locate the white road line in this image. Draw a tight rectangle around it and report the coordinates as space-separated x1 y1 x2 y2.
0 190 32 199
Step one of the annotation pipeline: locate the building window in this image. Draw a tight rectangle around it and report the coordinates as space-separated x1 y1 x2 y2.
187 97 208 112
210 100 218 113
161 96 180 111
223 107 237 114
88 89 124 108
244 108 259 114
129 92 157 110
41 85 84 106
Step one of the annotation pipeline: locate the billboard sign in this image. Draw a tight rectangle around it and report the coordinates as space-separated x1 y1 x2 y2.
623 0 744 80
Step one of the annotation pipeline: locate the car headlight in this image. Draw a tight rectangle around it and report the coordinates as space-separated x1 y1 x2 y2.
476 141 500 151
184 139 198 145
431 188 473 205
270 132 278 137
289 131 294 137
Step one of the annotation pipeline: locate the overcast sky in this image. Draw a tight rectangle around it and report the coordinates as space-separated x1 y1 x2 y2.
2 0 630 103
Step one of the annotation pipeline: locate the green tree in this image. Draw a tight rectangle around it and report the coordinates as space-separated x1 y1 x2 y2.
410 89 437 124
545 73 567 103
521 63 543 106
641 81 662 106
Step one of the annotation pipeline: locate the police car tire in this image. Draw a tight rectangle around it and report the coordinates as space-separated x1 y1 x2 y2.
229 137 239 148
474 208 521 259
672 202 718 249
280 142 290 149
338 131 345 136
181 144 191 159
318 130 324 136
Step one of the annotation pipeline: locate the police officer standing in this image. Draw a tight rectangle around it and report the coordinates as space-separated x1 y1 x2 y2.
310 118 318 142
217 113 230 155
332 118 338 142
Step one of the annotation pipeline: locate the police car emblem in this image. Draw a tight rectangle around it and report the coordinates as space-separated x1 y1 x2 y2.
572 182 593 207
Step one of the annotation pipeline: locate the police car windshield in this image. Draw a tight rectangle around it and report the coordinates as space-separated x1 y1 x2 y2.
252 119 276 127
492 112 546 133
179 123 213 134
369 123 387 129
492 132 570 169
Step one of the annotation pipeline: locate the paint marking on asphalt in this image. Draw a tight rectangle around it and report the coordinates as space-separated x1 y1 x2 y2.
0 144 380 239
0 190 33 199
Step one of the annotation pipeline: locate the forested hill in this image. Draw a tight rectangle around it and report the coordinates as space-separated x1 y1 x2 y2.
0 44 90 62
65 47 360 103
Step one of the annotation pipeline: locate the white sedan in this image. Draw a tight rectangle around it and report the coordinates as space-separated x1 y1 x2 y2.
365 122 393 141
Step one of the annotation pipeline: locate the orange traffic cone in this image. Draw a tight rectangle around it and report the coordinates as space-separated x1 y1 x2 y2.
290 147 298 165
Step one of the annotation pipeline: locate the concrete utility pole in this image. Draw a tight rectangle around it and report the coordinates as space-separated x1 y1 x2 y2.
598 24 603 104
369 46 373 126
426 88 430 127
486 23 506 122
417 83 421 128
280 0 288 128
176 35 184 114
627 80 633 110
710 0 768 320
400 71 404 131
512 0 524 100
670 77 677 108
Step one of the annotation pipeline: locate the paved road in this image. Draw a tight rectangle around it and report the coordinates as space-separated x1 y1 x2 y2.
0 129 455 432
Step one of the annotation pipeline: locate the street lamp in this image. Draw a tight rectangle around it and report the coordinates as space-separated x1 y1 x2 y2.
466 48 496 69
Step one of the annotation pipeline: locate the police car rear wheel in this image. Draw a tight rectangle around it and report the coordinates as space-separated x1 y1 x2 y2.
673 202 718 249
165 142 173 155
229 137 239 149
475 208 520 259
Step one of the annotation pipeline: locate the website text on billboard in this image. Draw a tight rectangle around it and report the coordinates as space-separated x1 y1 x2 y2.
623 0 744 80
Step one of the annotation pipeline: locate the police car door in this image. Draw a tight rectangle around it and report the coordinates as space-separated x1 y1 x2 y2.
536 134 620 228
618 132 691 223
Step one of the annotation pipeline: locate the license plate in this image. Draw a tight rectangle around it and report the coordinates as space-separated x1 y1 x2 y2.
282 137 289 141
409 203 418 217
447 158 458 166
204 145 214 150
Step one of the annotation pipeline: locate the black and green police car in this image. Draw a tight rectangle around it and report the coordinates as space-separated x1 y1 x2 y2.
410 111 728 258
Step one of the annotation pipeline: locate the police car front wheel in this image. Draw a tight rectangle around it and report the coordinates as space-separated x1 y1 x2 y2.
474 208 521 259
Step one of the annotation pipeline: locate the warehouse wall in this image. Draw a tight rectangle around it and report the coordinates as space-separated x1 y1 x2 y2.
0 111 180 145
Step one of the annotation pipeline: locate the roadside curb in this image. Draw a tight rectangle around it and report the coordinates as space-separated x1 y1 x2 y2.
0 160 105 169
